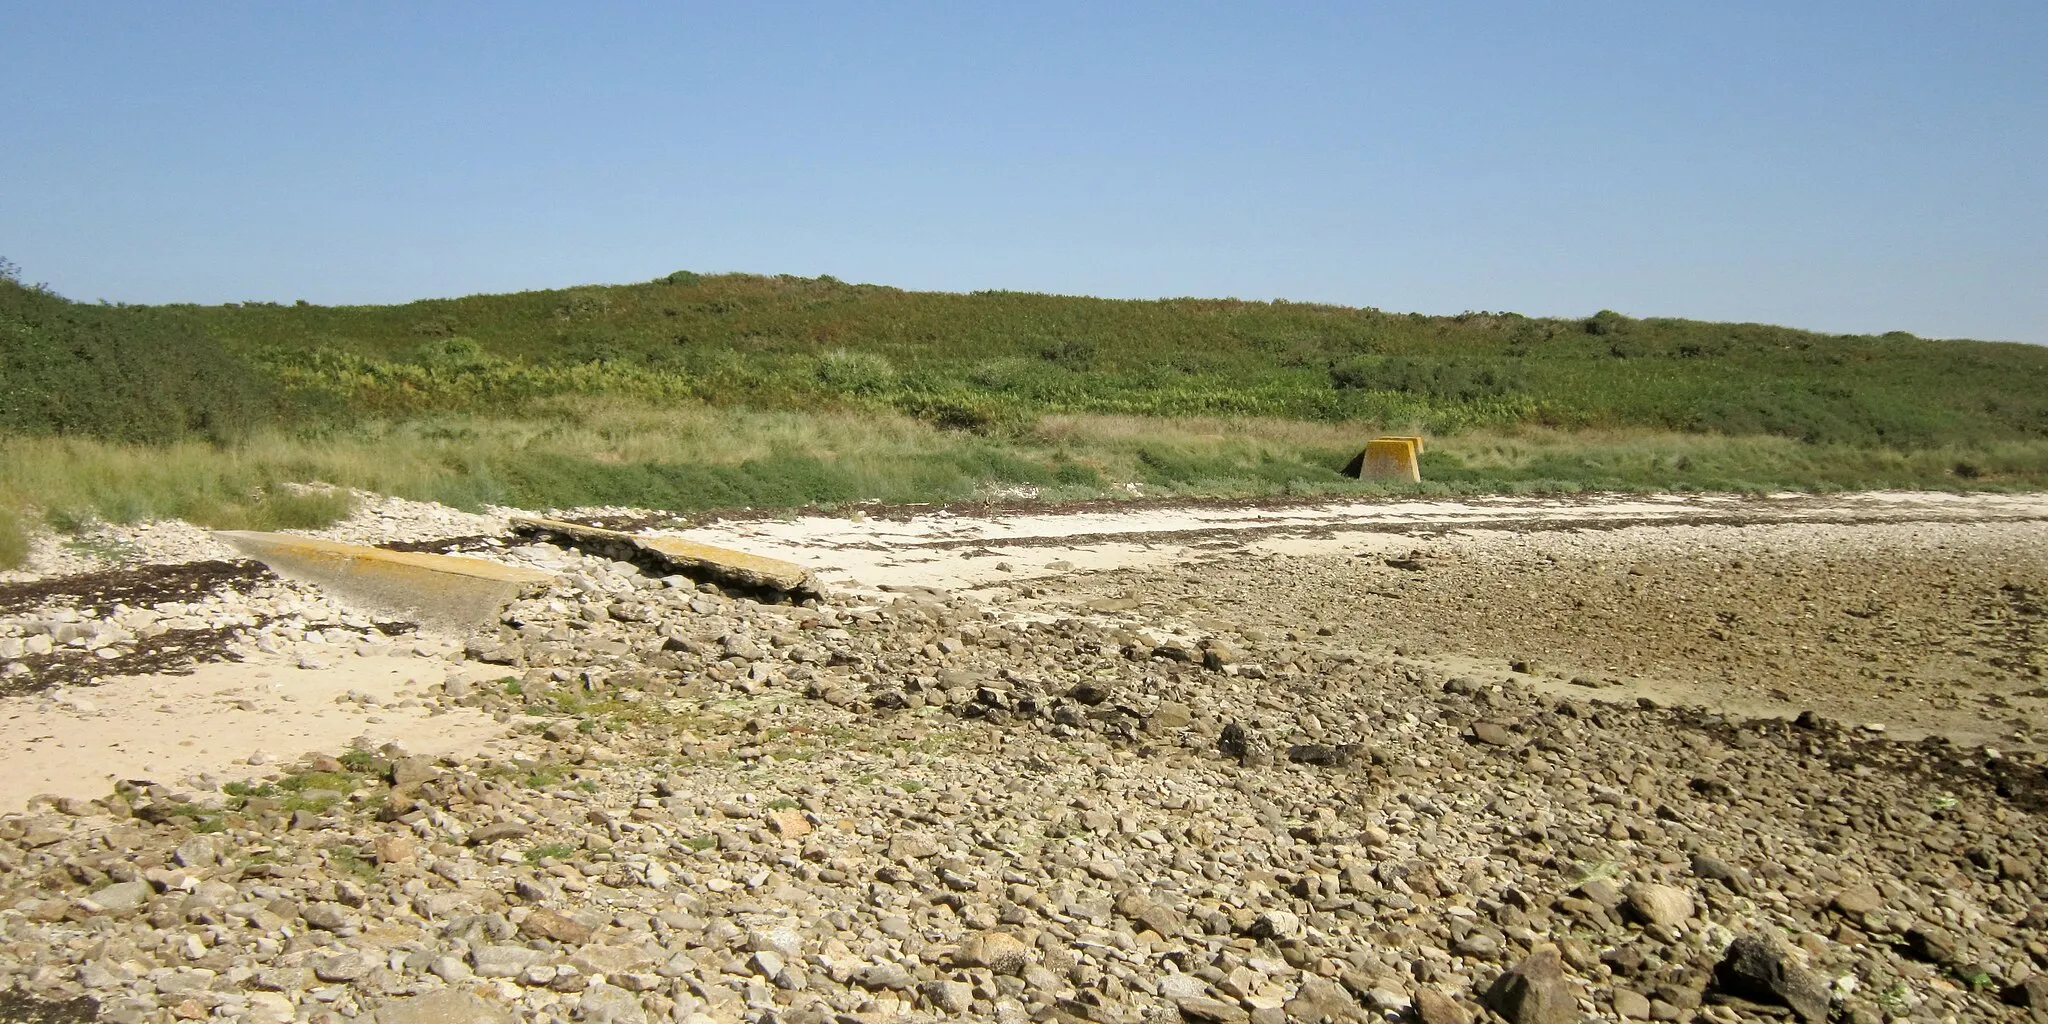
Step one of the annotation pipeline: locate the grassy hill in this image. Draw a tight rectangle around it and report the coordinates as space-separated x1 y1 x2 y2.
3 268 2046 565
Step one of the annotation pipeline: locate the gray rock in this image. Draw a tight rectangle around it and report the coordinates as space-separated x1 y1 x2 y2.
1250 909 1304 941
1710 932 1829 1024
1284 977 1368 1022
1149 701 1193 730
1830 884 1883 915
576 983 646 1024
471 945 547 978
954 931 1030 975
1622 882 1693 929
428 956 472 984
855 961 915 991
922 979 972 1014
87 881 153 914
1175 996 1251 1023
1904 924 1959 965
1689 854 1753 895
301 902 358 931
1485 946 1576 1024
1114 891 1186 938
1469 721 1517 747
2003 975 2048 1022
313 953 371 982
1413 989 1470 1024
374 991 514 1024
1612 988 1652 1019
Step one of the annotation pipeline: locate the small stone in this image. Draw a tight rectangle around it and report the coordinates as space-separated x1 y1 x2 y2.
1070 680 1115 705
1149 701 1193 730
428 956 472 984
374 991 512 1024
887 834 942 860
1710 932 1829 1024
855 961 915 991
1612 989 1652 1019
87 880 153 914
1285 977 1368 1022
1485 946 1576 1024
748 951 785 979
468 822 532 844
1689 854 1753 895
1469 721 1517 746
1830 884 1883 915
1175 996 1251 1023
390 756 439 786
954 931 1031 975
301 902 358 932
471 945 546 978
2002 975 2048 1021
1413 988 1470 1024
374 833 417 865
576 983 646 1024
1115 890 1186 937
313 953 371 982
1250 909 1304 941
520 907 596 945
922 980 972 1014
1903 924 1958 965
1622 882 1694 929
765 808 811 838
245 992 295 1024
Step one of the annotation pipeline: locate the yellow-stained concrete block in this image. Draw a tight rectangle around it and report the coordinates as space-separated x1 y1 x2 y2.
215 531 554 632
1342 437 1422 482
510 516 820 598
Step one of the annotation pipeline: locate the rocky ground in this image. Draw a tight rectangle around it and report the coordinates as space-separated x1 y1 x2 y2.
0 497 2045 1024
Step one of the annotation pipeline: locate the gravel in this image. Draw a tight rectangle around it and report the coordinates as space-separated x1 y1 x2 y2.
0 497 2043 1023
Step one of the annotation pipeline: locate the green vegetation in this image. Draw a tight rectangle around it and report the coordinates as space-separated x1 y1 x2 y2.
3 264 2045 568
526 842 579 864
0 506 26 568
325 843 379 881
223 767 364 815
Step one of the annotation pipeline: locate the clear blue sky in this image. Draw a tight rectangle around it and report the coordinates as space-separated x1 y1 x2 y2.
3 2 2043 341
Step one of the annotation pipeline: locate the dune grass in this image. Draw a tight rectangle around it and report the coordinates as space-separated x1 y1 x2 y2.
5 269 2046 570
5 400 2042 568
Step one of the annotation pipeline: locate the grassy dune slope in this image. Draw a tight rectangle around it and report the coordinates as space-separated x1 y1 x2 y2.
3 270 2045 565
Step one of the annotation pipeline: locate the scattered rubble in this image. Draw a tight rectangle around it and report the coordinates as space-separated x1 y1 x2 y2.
0 497 2042 1023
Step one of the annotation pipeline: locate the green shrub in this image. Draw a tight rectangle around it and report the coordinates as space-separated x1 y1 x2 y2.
815 349 895 395
0 279 274 443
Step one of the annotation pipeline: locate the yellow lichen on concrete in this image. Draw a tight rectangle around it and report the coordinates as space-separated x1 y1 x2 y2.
214 531 554 632
1343 437 1422 482
509 516 819 598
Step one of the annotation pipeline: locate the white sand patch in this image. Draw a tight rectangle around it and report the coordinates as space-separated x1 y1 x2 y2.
0 650 511 811
670 491 2048 595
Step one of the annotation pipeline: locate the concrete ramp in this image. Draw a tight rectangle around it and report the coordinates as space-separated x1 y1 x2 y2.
215 531 554 632
509 516 820 600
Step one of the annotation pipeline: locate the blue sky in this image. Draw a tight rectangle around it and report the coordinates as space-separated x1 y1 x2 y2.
2 2 2043 341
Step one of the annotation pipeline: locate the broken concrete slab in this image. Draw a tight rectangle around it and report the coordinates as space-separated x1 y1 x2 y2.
509 516 820 599
214 531 553 633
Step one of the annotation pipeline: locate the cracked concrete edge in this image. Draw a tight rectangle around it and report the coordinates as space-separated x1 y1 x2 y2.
508 516 821 598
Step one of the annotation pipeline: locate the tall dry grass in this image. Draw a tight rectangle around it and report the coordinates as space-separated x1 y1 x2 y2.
5 401 2042 569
